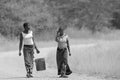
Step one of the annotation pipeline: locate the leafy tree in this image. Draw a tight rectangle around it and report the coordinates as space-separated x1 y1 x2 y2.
45 0 120 32
111 12 120 29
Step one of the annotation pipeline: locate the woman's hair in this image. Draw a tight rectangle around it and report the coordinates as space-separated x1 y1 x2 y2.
57 27 64 36
57 27 63 33
23 22 29 28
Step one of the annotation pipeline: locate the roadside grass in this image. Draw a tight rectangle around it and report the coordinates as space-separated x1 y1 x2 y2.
47 40 120 79
1 28 120 52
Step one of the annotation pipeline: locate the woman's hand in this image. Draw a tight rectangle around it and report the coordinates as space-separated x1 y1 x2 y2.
36 49 40 54
19 51 22 56
69 52 71 56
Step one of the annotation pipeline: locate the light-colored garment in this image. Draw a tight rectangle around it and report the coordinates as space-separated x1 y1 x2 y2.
56 34 68 49
22 30 34 45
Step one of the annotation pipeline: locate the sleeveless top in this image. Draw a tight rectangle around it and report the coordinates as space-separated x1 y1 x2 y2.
56 33 68 49
22 30 34 45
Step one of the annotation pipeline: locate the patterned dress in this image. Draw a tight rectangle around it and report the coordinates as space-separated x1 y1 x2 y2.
56 33 72 75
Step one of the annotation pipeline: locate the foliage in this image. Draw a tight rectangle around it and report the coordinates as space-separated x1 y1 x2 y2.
0 0 56 38
111 12 120 29
0 0 120 38
45 0 120 32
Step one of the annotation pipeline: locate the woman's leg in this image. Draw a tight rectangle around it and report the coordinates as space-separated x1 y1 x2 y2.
23 48 34 78
66 64 72 75
28 49 34 77
56 48 62 75
60 62 66 76
59 48 68 78
63 49 72 75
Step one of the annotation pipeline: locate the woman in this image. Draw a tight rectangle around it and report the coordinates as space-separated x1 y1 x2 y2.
19 22 40 78
55 27 72 78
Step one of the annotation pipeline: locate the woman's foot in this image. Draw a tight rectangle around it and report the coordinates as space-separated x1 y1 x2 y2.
59 75 68 78
29 74 33 78
26 74 30 78
59 72 68 78
26 73 33 78
66 71 72 75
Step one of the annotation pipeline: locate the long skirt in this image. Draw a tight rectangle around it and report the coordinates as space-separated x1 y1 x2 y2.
23 45 34 74
56 47 72 75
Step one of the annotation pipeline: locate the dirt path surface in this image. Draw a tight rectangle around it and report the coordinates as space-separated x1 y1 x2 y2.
0 44 108 80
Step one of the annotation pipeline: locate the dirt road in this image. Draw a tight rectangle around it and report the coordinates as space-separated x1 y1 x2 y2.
0 44 112 80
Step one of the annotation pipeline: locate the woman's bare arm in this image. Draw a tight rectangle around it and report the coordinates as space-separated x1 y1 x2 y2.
55 32 60 42
32 34 40 54
67 39 71 56
19 33 23 56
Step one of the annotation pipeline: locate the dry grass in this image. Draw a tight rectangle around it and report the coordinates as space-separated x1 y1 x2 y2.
46 40 120 79
0 37 56 52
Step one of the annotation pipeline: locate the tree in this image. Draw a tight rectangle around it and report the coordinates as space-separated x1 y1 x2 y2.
111 12 120 29
45 0 120 32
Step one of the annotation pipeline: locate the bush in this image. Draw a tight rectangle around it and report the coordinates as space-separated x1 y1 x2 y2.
111 12 120 29
0 0 120 40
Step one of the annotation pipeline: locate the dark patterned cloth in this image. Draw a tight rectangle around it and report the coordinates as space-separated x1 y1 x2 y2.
56 47 72 75
23 45 34 74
